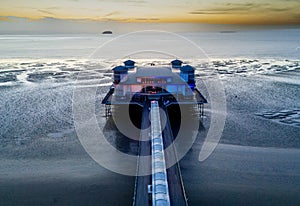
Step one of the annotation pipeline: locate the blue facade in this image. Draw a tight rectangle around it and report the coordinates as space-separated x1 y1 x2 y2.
180 65 195 91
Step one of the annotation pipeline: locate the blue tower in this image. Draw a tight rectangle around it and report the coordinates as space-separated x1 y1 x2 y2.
171 59 183 69
180 65 195 90
124 60 135 69
112 66 128 84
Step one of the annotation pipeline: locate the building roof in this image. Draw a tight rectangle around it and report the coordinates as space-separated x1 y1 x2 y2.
124 60 135 69
124 60 135 65
135 67 172 77
180 65 195 72
171 59 183 65
112 66 128 72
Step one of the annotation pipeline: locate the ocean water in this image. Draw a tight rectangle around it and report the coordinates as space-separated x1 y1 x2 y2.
0 30 299 205
0 29 299 59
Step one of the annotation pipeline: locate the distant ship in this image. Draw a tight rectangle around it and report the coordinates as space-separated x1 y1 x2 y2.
102 31 113 34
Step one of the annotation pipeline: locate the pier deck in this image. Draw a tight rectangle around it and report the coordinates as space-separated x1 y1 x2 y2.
133 101 151 206
133 100 188 206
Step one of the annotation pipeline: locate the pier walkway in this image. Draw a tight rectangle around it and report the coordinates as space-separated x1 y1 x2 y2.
133 100 188 206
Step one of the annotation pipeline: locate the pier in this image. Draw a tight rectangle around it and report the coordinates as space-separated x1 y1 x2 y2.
102 60 207 205
133 100 188 206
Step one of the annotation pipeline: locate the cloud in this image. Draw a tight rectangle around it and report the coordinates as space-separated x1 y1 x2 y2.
267 7 293 12
225 2 257 8
128 0 146 3
189 11 228 15
0 16 30 22
292 13 300 19
44 7 60 10
101 17 131 22
134 18 160 21
38 10 55 16
0 16 10 21
189 2 271 15
103 11 120 17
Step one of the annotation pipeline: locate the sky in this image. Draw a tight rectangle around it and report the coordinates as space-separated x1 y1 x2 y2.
1 0 300 33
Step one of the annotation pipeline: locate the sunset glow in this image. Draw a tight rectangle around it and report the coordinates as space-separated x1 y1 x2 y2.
1 0 300 25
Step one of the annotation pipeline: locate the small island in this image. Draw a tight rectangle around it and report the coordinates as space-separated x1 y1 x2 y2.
102 31 113 34
220 31 237 34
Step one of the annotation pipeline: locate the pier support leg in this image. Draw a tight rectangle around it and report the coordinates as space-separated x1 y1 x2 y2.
105 105 111 118
197 104 204 117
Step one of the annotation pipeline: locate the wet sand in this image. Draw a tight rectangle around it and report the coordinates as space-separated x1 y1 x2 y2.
180 70 300 205
181 144 300 206
0 63 299 205
0 157 134 206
